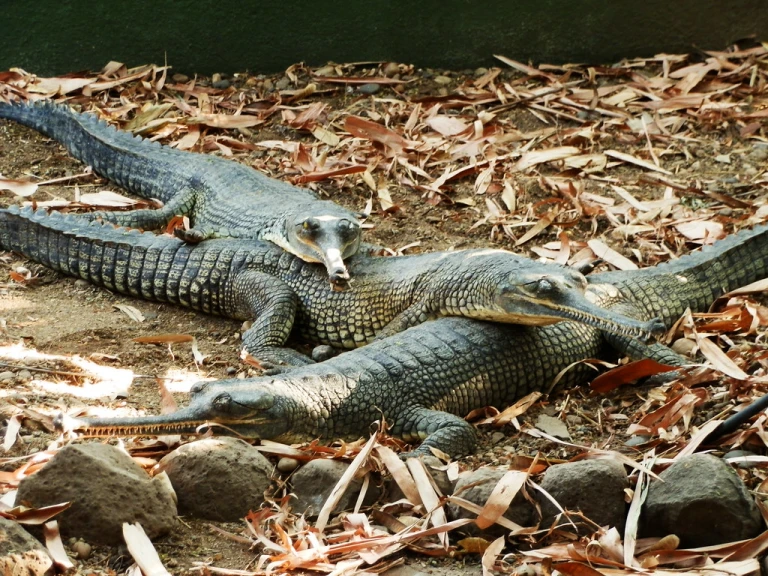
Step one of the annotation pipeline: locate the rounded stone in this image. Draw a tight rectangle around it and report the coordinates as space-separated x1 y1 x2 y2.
538 459 628 534
15 443 177 545
158 437 274 521
640 454 762 547
277 457 300 473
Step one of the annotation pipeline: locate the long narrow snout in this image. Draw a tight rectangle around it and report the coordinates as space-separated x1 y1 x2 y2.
55 407 210 437
531 289 666 342
321 246 351 287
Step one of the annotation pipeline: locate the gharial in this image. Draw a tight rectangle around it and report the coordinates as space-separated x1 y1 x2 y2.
0 100 362 286
63 221 768 457
0 205 660 370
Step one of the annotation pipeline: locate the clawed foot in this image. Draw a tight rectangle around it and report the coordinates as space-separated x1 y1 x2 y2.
311 345 336 362
644 369 684 385
174 228 207 243
243 347 315 376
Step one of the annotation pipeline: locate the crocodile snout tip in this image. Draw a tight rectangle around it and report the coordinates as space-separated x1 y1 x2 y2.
329 268 350 290
641 317 666 342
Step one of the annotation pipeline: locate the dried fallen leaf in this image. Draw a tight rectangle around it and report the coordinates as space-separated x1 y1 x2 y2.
133 333 194 344
696 337 748 380
604 149 672 175
123 522 172 576
481 536 505 576
114 304 145 323
426 115 470 137
587 239 638 270
0 175 38 197
344 116 409 156
315 431 379 532
514 146 581 171
187 113 262 129
3 413 22 452
590 359 677 393
43 521 74 570
3 501 72 525
80 190 142 207
475 470 526 530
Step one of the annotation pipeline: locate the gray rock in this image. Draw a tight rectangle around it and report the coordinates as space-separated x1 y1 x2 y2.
15 443 177 545
539 459 628 534
0 371 14 381
382 62 401 78
447 467 533 536
16 369 32 382
474 67 489 77
640 454 762 547
434 75 452 85
357 83 380 95
290 459 379 518
535 414 571 440
748 146 768 163
275 76 291 91
0 517 52 573
158 437 274 521
277 457 300 473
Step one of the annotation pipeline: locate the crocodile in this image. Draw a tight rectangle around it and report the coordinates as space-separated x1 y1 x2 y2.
0 100 362 285
65 221 768 457
0 205 660 369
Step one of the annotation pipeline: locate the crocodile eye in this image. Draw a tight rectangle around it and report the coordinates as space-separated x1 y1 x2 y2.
337 219 358 237
534 278 556 295
190 381 209 395
212 392 233 412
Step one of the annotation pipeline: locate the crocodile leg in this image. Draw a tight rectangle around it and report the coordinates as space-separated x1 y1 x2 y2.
231 269 314 370
373 303 433 340
396 407 480 459
82 189 198 231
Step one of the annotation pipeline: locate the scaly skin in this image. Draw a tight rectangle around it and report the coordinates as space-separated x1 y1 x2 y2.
0 100 361 285
66 222 768 457
0 206 659 369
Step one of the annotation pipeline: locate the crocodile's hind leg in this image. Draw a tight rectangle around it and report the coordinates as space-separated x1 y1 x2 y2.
231 269 314 373
397 407 480 459
174 225 240 243
79 189 198 231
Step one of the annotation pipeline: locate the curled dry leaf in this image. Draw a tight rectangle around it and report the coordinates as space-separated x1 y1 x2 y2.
79 190 142 207
133 333 194 344
123 522 172 576
315 430 379 532
3 413 22 452
696 337 748 380
481 536 505 576
114 304 145 323
2 501 72 525
0 175 38 197
475 470 527 530
514 146 581 171
587 239 638 271
43 520 74 570
590 359 677 394
344 116 409 156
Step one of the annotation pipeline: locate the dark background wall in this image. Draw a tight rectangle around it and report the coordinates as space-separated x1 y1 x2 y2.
2 1 767 75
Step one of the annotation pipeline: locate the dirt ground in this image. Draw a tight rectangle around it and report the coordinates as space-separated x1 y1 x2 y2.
0 50 767 573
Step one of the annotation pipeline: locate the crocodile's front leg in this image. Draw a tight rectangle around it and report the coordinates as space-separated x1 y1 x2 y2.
396 407 480 459
80 189 198 231
231 269 314 371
